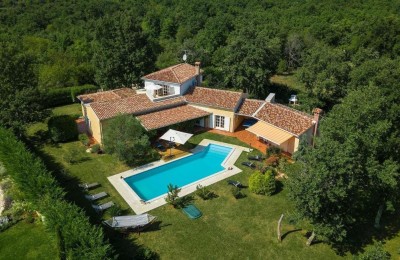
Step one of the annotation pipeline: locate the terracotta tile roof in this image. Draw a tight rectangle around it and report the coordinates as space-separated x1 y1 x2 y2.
254 102 314 136
77 88 136 104
236 99 265 116
142 63 198 84
90 94 186 120
184 87 243 111
137 105 211 130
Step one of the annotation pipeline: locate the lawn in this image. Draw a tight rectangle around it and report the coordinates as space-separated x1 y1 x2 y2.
23 103 399 259
0 222 57 260
270 73 305 93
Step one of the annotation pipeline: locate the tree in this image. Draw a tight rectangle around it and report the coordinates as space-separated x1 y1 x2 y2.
284 33 304 71
102 114 154 166
287 85 400 245
93 11 156 89
218 27 280 97
0 42 47 134
165 184 181 208
297 43 351 108
48 115 79 143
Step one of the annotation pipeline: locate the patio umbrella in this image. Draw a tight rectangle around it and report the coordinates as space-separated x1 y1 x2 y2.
160 129 193 157
160 129 193 145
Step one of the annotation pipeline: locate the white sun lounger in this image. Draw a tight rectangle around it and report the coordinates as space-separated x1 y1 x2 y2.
103 214 156 229
85 191 107 201
79 182 100 190
92 201 115 213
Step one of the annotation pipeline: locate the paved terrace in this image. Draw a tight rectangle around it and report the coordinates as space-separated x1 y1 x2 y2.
207 126 269 154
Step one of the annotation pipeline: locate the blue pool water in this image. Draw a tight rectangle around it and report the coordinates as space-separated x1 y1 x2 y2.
124 144 232 201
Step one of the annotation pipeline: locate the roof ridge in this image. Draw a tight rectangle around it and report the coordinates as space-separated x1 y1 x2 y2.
270 102 313 119
252 102 267 117
170 66 180 83
195 86 243 94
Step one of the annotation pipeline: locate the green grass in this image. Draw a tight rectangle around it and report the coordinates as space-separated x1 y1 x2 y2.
0 222 57 260
270 73 305 93
23 104 399 259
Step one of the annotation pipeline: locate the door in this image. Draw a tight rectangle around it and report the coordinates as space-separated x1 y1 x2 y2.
215 115 225 130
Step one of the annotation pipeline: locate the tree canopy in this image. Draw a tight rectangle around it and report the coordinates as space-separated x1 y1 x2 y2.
288 85 400 244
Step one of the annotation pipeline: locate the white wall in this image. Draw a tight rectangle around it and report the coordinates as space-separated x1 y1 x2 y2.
144 80 180 100
181 77 197 94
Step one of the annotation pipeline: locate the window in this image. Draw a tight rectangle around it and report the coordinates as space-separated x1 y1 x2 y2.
156 85 170 96
215 115 225 129
162 85 169 96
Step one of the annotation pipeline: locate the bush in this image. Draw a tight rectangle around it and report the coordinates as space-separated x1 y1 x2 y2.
91 144 101 154
266 146 282 157
196 184 215 200
0 127 114 259
79 133 90 146
357 242 390 260
48 115 78 143
43 84 98 108
63 147 81 164
248 170 276 195
165 184 181 208
231 186 245 199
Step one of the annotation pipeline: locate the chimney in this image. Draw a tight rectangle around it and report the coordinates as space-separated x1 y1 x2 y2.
312 108 323 146
195 61 201 85
265 93 276 103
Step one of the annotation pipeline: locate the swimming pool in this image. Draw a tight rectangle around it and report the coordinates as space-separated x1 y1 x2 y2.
124 144 232 201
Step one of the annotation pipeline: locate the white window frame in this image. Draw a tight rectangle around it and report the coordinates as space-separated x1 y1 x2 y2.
215 115 225 129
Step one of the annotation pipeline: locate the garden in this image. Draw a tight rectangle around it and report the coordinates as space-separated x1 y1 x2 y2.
0 103 397 259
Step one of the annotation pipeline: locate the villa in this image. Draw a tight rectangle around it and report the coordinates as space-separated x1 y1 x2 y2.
78 62 321 154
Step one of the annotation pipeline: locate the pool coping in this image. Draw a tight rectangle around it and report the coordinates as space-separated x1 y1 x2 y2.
107 139 250 214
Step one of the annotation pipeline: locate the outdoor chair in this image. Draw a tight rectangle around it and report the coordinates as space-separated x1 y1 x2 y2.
155 141 166 152
241 161 256 169
78 182 100 190
227 180 244 188
85 191 107 201
92 201 115 213
248 155 264 161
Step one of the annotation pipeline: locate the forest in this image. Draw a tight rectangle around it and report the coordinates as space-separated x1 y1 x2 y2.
0 0 399 258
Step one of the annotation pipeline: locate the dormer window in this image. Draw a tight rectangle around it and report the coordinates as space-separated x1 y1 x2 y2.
155 85 170 97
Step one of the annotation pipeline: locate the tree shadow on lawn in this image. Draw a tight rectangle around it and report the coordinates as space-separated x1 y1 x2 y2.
24 138 160 259
281 228 302 241
331 213 400 256
105 229 160 259
272 180 284 195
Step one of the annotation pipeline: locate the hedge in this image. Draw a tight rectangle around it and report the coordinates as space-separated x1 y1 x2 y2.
42 84 98 108
0 127 113 259
48 115 79 143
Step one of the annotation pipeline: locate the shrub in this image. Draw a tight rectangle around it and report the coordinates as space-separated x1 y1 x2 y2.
91 144 101 154
79 134 90 146
48 115 78 143
43 84 98 108
266 146 282 157
358 242 390 260
248 170 276 195
231 186 245 199
265 155 280 167
63 147 81 164
165 184 181 208
196 184 214 200
0 127 114 258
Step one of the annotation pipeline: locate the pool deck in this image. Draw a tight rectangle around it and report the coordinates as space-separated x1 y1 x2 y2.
108 139 250 214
